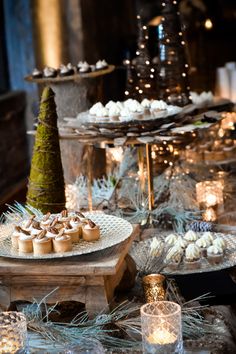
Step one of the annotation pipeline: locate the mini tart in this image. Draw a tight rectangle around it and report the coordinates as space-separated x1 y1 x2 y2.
18 232 35 253
33 230 52 255
53 233 72 253
11 226 22 249
41 212 52 228
70 217 83 238
82 219 100 242
58 210 70 223
46 227 59 239
64 222 80 243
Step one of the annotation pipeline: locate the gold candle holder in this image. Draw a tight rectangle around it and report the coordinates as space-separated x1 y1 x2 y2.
143 274 166 303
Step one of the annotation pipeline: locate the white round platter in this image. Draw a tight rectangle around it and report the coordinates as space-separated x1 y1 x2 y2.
0 213 133 260
163 233 236 275
131 232 236 275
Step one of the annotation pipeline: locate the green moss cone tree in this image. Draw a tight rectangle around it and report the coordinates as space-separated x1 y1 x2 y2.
26 86 66 213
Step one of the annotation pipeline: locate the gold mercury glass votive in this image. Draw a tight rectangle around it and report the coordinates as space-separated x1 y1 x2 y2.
0 311 28 353
142 274 166 303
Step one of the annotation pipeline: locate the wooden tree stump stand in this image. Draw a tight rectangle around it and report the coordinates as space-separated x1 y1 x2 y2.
0 227 138 316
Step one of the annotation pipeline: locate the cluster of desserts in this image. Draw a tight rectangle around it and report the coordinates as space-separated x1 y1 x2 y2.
151 230 226 271
87 98 180 122
31 60 108 79
185 139 236 163
11 210 100 255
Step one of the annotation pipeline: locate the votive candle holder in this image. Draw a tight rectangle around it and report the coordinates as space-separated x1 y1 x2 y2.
0 312 28 354
141 301 183 354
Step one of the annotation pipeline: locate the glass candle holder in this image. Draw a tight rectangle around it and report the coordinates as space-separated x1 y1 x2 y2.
196 180 223 208
62 338 105 354
0 312 28 354
142 274 166 303
141 301 183 354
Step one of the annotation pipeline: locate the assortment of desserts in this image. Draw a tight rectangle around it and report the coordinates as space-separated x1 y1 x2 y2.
31 60 109 79
84 98 181 122
11 210 100 255
151 230 227 271
185 140 236 163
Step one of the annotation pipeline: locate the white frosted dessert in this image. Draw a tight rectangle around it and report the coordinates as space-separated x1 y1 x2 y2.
184 244 201 269
150 237 164 256
79 61 91 73
89 102 103 115
166 245 183 270
150 100 167 114
207 245 223 264
43 66 57 78
196 237 212 257
184 230 198 242
165 233 177 246
213 237 226 252
201 232 214 244
175 237 188 249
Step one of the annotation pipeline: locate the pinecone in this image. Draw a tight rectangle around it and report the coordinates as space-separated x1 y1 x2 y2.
187 221 213 232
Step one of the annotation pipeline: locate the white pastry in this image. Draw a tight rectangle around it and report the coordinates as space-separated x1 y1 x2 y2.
184 230 198 242
165 233 177 246
213 237 226 251
185 243 201 261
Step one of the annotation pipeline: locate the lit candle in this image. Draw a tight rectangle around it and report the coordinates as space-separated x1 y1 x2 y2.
141 302 183 354
203 207 217 222
148 329 177 345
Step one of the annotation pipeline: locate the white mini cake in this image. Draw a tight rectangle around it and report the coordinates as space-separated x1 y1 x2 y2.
207 245 223 264
184 243 201 269
165 233 177 246
184 230 198 243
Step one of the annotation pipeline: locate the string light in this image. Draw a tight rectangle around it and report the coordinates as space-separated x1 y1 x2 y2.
178 32 182 36
151 68 155 72
182 72 186 77
162 2 166 6
150 74 154 78
143 25 147 30
139 89 143 94
145 60 150 65
124 91 129 95
181 41 185 45
185 64 188 68
204 18 213 30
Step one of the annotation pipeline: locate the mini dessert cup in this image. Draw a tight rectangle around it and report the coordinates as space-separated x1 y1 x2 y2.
184 258 201 270
207 247 223 265
11 227 21 249
53 234 72 253
18 236 35 253
64 228 80 243
33 232 52 255
82 220 100 242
